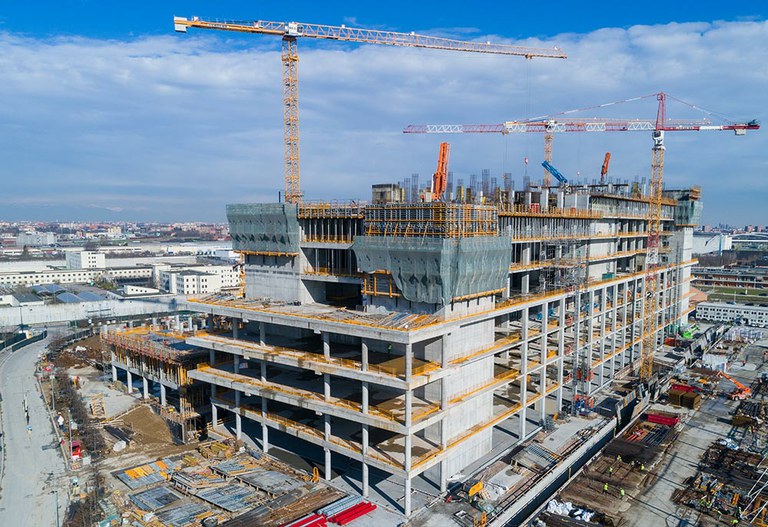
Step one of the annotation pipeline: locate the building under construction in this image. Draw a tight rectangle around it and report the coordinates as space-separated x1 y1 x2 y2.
151 177 703 517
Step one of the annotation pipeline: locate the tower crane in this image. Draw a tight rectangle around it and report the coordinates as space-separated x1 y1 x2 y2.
174 17 566 204
405 92 759 381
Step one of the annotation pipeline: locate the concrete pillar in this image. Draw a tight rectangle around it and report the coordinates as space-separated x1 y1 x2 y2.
405 344 413 381
233 317 240 339
441 334 450 368
111 363 117 383
126 371 133 394
404 477 412 517
160 384 167 407
233 359 240 375
261 398 269 453
322 332 330 359
362 382 369 414
187 315 194 331
361 339 368 371
142 376 149 399
440 460 448 493
260 361 266 383
235 412 242 440
174 315 181 331
211 403 218 430
324 374 330 401
209 349 215 366
405 390 413 428
362 461 369 498
259 322 266 346
362 424 369 497
206 314 214 331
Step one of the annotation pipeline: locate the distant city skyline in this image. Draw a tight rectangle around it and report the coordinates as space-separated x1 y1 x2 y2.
0 2 765 224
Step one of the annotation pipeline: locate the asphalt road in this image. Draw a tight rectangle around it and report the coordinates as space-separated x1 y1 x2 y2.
0 331 68 526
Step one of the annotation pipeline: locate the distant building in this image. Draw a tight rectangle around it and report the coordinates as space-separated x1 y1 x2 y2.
692 232 732 255
174 271 221 295
697 302 768 328
692 266 768 289
16 231 56 247
66 250 106 269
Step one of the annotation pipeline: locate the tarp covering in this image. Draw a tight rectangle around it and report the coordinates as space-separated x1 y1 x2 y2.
227 203 300 254
353 236 512 305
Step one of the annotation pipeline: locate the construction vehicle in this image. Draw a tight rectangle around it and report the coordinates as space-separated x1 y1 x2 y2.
541 160 568 185
446 478 485 503
174 17 565 204
716 371 752 400
431 142 450 201
600 152 611 184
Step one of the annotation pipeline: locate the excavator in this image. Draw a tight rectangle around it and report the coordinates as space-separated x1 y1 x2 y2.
716 370 752 400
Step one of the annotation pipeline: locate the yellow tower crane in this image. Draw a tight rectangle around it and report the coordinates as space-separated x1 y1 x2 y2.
174 16 566 204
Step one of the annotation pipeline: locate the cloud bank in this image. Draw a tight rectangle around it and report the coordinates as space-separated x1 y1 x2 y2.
0 19 765 224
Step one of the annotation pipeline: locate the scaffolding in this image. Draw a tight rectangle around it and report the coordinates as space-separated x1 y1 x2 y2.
364 202 498 238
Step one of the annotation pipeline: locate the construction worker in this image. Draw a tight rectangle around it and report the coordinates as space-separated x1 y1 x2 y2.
732 519 739 525
620 488 625 499
616 454 622 463
608 466 614 478
603 482 609 494
640 463 645 472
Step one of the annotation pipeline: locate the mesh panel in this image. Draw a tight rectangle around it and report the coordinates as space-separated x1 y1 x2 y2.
227 203 300 254
353 236 512 305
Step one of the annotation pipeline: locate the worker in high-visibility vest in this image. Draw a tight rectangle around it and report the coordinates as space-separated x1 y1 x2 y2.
603 482 609 494
620 488 625 499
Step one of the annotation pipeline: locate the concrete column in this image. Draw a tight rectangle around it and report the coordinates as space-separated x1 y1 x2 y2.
405 390 413 428
362 423 369 497
209 349 215 366
206 314 214 331
404 477 412 517
235 412 242 440
324 374 330 401
187 315 194 331
361 339 368 372
261 398 269 453
142 376 149 399
362 382 369 414
362 461 369 498
211 403 218 430
322 332 330 359
175 315 181 331
441 334 450 368
440 415 448 492
405 344 413 382
111 363 117 383
260 361 266 383
233 317 240 339
324 413 332 480
259 322 266 346
160 384 167 406
127 371 133 394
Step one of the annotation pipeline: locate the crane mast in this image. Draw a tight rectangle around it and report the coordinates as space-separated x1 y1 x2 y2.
174 16 566 203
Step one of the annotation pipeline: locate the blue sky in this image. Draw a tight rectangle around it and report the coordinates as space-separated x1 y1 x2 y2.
0 2 766 224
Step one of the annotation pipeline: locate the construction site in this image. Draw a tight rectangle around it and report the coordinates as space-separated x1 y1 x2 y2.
23 13 759 527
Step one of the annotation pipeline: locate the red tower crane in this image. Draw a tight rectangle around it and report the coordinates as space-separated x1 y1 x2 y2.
405 92 759 380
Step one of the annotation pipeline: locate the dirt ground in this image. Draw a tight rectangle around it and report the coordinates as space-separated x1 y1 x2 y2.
119 405 173 445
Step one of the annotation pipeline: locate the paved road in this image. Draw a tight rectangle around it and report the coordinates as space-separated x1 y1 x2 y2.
0 331 68 526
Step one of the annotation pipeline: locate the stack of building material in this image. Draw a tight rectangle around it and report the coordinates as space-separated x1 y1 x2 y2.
667 388 701 409
326 501 377 525
196 484 260 512
281 513 327 527
172 470 227 493
129 486 184 512
116 459 175 490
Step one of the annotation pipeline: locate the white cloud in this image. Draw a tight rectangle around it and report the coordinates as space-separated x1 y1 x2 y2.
0 19 765 224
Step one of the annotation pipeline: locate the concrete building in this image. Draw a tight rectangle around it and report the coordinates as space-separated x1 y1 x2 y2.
696 301 768 327
692 266 768 290
66 250 106 269
154 181 700 518
692 232 732 255
158 264 238 294
16 231 56 247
